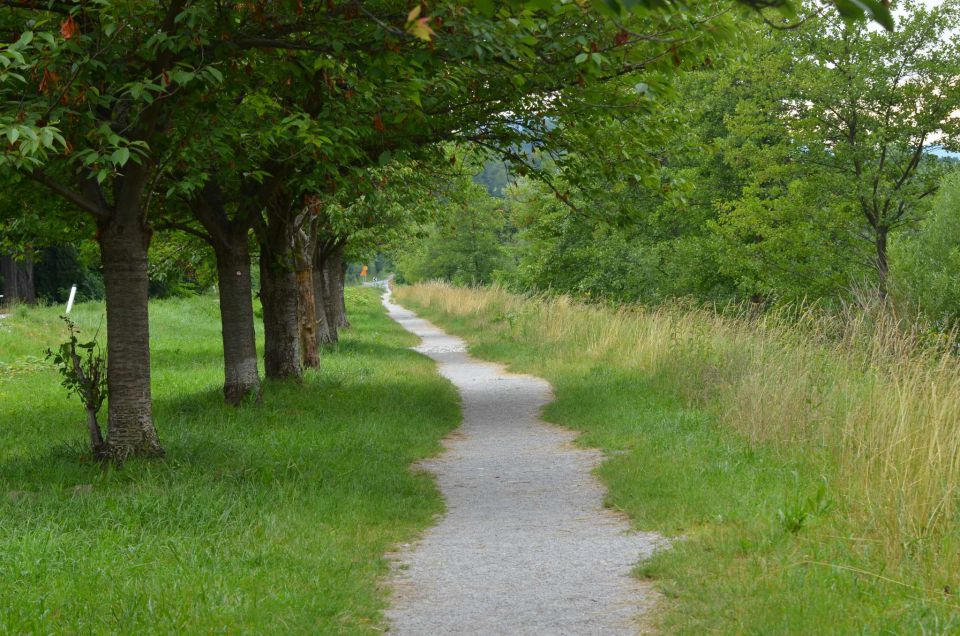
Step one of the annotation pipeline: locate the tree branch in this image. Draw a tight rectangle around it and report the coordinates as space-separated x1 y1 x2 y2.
27 170 111 221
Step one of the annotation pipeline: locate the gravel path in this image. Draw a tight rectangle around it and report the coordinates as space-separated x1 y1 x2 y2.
383 291 665 635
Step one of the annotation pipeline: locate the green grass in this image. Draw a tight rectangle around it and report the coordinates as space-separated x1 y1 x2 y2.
0 287 459 634
396 285 960 635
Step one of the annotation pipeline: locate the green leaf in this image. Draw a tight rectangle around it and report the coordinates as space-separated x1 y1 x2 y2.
378 150 393 166
575 52 589 64
474 0 495 17
111 147 130 166
835 0 894 30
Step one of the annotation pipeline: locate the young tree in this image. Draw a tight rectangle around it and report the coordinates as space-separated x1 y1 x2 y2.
724 1 960 294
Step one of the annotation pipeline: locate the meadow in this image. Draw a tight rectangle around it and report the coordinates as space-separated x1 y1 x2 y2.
0 288 458 634
397 282 960 634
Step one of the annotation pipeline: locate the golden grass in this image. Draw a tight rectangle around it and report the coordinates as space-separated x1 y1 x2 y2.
397 281 960 578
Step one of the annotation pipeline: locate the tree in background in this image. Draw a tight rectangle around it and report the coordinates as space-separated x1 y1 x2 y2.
720 1 960 296
891 169 960 326
457 0 960 311
397 180 514 286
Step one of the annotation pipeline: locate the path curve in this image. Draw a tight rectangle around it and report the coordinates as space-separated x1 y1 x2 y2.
383 289 665 635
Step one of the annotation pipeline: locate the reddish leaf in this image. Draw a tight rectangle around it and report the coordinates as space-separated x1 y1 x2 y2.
39 68 59 94
60 15 79 40
373 113 385 133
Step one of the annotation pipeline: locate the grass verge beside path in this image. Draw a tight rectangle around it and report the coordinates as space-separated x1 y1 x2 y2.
0 287 459 634
396 282 960 635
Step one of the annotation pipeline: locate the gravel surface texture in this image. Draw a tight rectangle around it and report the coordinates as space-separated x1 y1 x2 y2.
383 290 665 635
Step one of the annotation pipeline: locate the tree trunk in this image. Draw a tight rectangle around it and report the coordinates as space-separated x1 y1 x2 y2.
191 179 262 405
259 252 302 380
293 227 320 368
214 243 261 404
312 256 335 346
875 228 889 297
316 245 339 344
98 217 163 460
86 409 106 457
297 266 319 368
0 253 36 304
318 242 350 335
336 254 350 330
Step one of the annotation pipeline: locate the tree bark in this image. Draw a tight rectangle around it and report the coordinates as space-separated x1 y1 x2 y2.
293 225 320 368
86 409 106 457
297 267 320 367
335 250 350 330
259 251 302 380
312 257 335 346
98 216 163 460
0 253 36 304
317 242 350 331
214 243 261 404
252 170 305 380
191 180 263 405
314 241 340 344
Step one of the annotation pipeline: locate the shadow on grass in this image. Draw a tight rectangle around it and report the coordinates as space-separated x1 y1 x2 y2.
1 369 450 493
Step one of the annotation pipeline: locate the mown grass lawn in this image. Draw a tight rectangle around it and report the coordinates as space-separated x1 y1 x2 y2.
397 284 960 635
0 287 458 634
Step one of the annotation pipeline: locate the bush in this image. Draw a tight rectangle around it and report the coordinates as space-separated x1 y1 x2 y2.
891 170 960 327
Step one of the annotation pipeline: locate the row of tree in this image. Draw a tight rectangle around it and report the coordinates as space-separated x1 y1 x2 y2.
4 0 866 460
0 0 898 460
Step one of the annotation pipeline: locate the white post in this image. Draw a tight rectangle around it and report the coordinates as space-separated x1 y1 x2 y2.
65 285 77 314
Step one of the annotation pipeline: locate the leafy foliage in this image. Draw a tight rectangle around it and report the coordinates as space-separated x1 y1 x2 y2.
891 170 960 326
45 316 107 456
400 0 960 316
396 180 514 286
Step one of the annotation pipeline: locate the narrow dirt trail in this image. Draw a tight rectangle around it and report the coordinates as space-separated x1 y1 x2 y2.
383 290 665 635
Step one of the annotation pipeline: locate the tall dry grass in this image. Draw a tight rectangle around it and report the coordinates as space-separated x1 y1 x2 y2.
397 281 960 576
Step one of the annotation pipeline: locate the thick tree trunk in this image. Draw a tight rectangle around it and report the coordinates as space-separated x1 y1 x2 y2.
0 253 36 304
253 174 305 381
214 243 261 404
98 217 163 460
317 242 351 334
259 252 302 380
192 179 262 405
